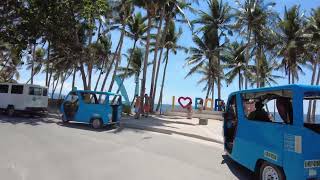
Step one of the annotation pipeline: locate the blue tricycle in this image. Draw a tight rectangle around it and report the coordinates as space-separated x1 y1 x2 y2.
60 90 122 129
224 85 320 180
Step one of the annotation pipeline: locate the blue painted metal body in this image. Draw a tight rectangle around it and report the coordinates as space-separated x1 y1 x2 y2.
224 85 320 180
60 90 122 126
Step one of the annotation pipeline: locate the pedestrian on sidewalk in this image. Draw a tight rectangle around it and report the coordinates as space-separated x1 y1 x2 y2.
134 96 140 119
198 99 204 113
143 94 150 117
187 102 193 119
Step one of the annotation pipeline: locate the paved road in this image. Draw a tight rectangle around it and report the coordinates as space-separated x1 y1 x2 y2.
0 115 252 180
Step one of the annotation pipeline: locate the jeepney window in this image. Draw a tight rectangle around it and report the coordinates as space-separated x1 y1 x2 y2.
29 87 42 96
110 95 122 105
80 93 103 104
66 92 78 103
0 85 9 93
242 90 293 124
304 92 320 133
11 85 23 94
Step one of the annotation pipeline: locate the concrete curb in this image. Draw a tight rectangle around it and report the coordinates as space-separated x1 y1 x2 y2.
121 122 223 145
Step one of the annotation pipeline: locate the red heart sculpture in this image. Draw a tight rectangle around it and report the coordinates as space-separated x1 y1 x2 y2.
178 97 192 109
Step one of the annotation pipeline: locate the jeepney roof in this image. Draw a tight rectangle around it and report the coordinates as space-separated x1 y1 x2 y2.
229 84 320 97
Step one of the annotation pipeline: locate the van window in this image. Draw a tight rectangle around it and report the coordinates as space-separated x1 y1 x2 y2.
242 90 293 124
29 87 42 96
304 92 320 133
0 85 9 93
11 85 24 94
43 88 48 96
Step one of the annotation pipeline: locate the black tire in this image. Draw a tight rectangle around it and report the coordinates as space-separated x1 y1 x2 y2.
91 118 103 129
259 161 285 180
62 114 69 123
7 106 14 117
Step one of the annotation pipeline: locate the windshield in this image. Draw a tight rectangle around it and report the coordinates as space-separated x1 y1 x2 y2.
304 92 320 133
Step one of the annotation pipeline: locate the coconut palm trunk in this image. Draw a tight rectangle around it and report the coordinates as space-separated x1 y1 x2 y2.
108 30 125 92
51 75 60 99
156 48 169 111
244 28 251 89
311 66 320 122
307 60 317 121
211 82 214 101
30 44 36 85
45 42 50 86
100 39 122 93
115 39 138 94
72 67 76 90
58 73 68 99
149 8 165 113
239 69 242 90
139 12 153 114
152 16 171 111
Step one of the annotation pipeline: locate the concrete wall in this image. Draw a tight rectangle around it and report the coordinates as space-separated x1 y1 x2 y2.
164 110 224 121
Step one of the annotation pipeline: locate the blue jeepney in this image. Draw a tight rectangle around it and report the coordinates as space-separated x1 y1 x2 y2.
60 90 122 129
223 85 320 180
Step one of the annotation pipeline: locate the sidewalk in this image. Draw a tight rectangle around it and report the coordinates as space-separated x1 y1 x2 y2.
121 115 223 144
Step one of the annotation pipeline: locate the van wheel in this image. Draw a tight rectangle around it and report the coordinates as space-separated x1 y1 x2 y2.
91 119 102 129
7 106 14 117
259 162 285 180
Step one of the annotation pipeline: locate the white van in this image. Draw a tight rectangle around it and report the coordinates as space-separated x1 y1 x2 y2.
0 83 48 116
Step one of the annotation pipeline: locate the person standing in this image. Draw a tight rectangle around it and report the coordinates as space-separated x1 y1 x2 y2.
143 94 150 117
134 96 141 119
187 102 193 119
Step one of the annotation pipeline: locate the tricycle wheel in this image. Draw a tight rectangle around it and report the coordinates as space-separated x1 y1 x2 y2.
259 161 285 180
91 118 103 129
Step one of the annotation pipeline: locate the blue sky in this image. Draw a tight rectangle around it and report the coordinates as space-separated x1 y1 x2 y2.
18 0 320 104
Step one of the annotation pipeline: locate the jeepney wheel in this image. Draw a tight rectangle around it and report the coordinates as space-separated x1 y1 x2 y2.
91 119 103 129
260 162 285 180
7 106 14 117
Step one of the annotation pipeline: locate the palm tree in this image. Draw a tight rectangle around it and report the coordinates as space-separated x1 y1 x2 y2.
186 35 220 98
107 0 133 92
234 0 276 89
117 48 144 101
150 0 194 112
192 0 232 100
195 62 217 100
156 21 187 111
26 47 45 84
305 7 320 122
222 42 253 90
133 0 159 114
277 5 306 84
249 57 282 87
0 43 22 82
114 12 147 94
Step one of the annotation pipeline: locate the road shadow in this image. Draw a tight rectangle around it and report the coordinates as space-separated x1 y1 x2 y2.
221 155 254 180
57 122 119 132
0 113 57 126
